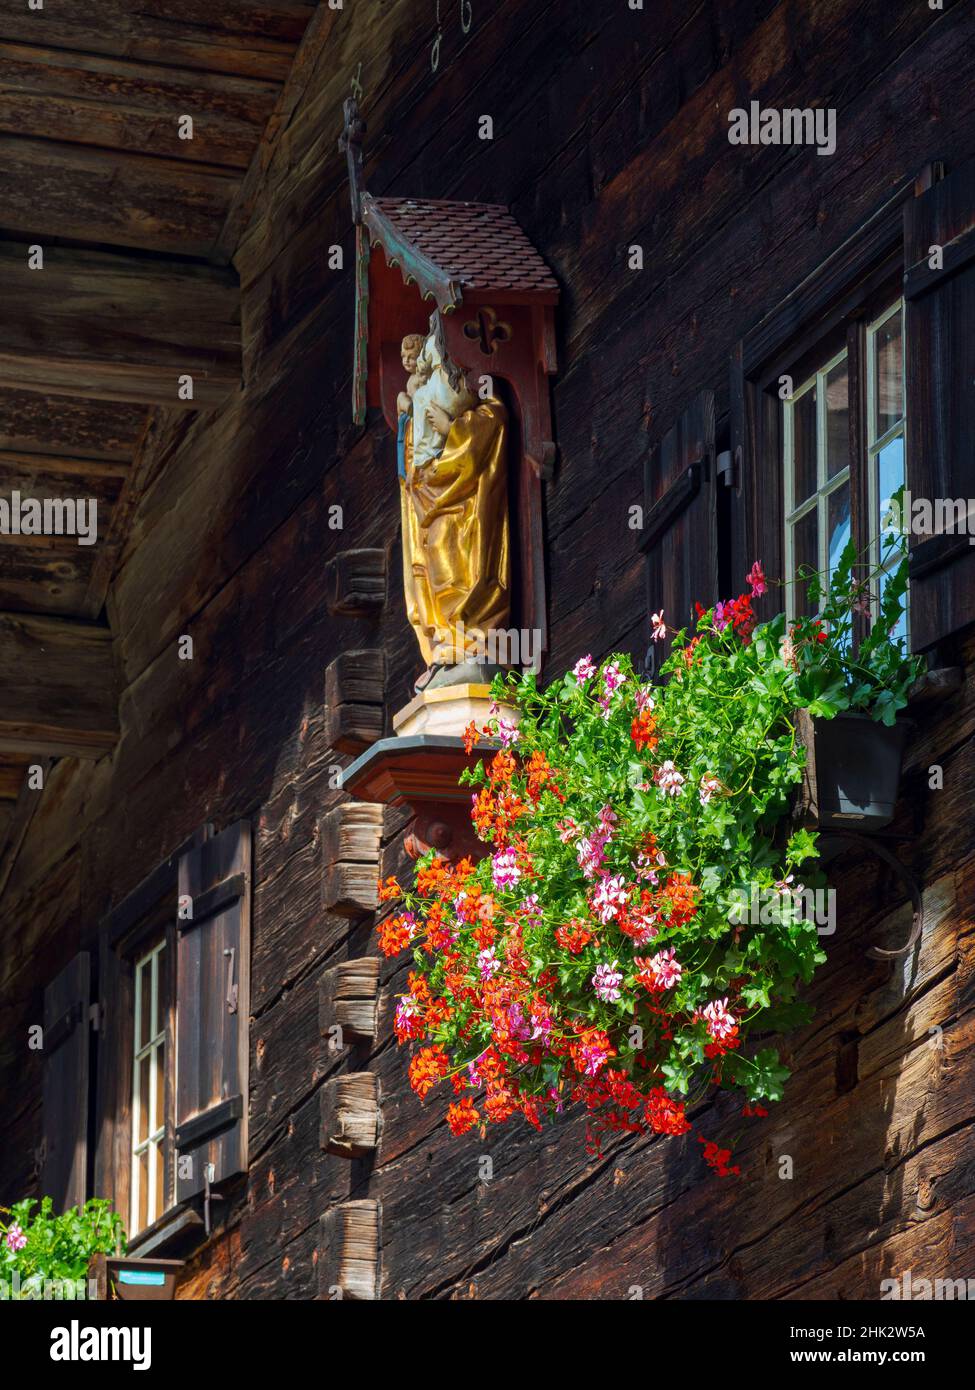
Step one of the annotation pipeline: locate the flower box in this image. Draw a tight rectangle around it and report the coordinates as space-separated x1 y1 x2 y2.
796 709 908 832
88 1252 183 1301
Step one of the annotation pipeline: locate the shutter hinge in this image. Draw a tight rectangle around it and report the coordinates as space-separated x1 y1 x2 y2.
89 1002 104 1033
716 448 737 488
203 1164 226 1238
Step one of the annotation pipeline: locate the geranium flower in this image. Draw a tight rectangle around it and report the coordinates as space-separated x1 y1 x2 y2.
496 717 519 747
699 774 722 805
651 609 667 641
701 997 737 1043
592 874 628 924
572 654 596 681
592 960 623 1002
746 560 767 597
602 661 625 695
5 1222 26 1253
635 946 682 993
654 760 685 796
491 848 521 889
477 947 500 980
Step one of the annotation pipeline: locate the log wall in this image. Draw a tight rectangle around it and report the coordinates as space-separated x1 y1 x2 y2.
1 0 973 1299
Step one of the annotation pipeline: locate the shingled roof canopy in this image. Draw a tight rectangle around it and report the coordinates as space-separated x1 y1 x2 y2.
361 194 559 312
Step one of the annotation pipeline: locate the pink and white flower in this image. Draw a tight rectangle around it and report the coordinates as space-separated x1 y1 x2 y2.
651 609 667 641
477 947 500 981
496 716 520 747
491 848 521 890
592 960 624 1003
592 873 629 923
5 1222 26 1253
699 774 722 805
639 947 683 993
572 654 596 681
655 760 686 796
701 997 737 1042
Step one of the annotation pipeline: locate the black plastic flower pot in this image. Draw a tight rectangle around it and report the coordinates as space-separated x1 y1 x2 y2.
796 710 908 832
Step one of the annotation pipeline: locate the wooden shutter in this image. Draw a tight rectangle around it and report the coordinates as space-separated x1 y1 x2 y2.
640 391 718 671
903 157 975 651
174 821 251 1202
42 951 90 1213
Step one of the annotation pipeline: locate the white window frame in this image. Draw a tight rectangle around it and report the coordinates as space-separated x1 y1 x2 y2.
866 297 908 642
131 940 168 1235
783 346 850 621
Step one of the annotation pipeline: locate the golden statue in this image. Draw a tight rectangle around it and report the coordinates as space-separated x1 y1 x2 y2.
397 318 510 683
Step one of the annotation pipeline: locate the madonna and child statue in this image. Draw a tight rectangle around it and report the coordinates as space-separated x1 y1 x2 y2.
395 314 510 692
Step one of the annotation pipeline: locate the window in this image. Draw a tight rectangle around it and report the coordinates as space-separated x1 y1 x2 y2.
131 939 172 1236
866 301 908 642
781 297 906 634
92 820 251 1254
783 348 851 620
731 161 974 656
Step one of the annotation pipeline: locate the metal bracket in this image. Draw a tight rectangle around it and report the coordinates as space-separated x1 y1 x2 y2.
203 1164 226 1238
820 830 923 960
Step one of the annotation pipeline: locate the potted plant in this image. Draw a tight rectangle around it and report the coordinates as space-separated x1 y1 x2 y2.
787 532 920 832
375 545 916 1173
0 1197 125 1300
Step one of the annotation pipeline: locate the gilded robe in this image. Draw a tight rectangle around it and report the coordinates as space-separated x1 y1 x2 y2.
399 397 510 666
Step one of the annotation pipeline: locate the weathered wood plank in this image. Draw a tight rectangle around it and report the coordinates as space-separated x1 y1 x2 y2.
0 136 237 257
0 243 241 409
0 43 277 169
0 391 144 462
0 612 118 758
0 2 316 83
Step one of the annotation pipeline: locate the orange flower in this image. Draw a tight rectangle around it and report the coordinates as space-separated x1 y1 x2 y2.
463 720 478 754
631 708 659 753
446 1096 480 1136
377 875 402 902
377 911 419 958
408 1044 449 1099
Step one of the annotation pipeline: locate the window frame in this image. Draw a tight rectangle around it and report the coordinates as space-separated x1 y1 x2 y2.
130 935 174 1238
728 177 924 638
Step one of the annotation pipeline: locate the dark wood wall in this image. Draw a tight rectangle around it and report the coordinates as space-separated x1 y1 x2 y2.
1 0 974 1298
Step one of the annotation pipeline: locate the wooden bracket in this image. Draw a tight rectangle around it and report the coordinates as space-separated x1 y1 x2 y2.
325 548 387 618
319 1200 381 1301
320 803 383 916
325 650 386 754
320 1073 380 1157
319 957 381 1044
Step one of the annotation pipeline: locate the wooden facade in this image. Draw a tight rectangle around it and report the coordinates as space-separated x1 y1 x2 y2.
1 0 974 1301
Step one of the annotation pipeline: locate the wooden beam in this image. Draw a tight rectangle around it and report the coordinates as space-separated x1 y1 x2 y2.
0 613 118 758
0 390 145 461
0 756 52 904
0 243 241 410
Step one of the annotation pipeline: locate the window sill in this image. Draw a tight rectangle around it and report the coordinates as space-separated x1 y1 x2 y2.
127 1204 206 1260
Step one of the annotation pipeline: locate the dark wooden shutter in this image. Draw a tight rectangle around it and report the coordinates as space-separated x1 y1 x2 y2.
42 951 90 1213
904 157 975 651
640 390 718 671
175 821 251 1201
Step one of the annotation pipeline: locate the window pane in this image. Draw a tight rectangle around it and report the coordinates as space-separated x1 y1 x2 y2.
827 483 851 578
874 308 903 436
137 1149 150 1233
137 1054 151 1143
792 385 818 504
825 357 849 478
792 508 818 615
877 433 905 534
139 959 152 1049
151 1044 165 1134
153 1145 164 1224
